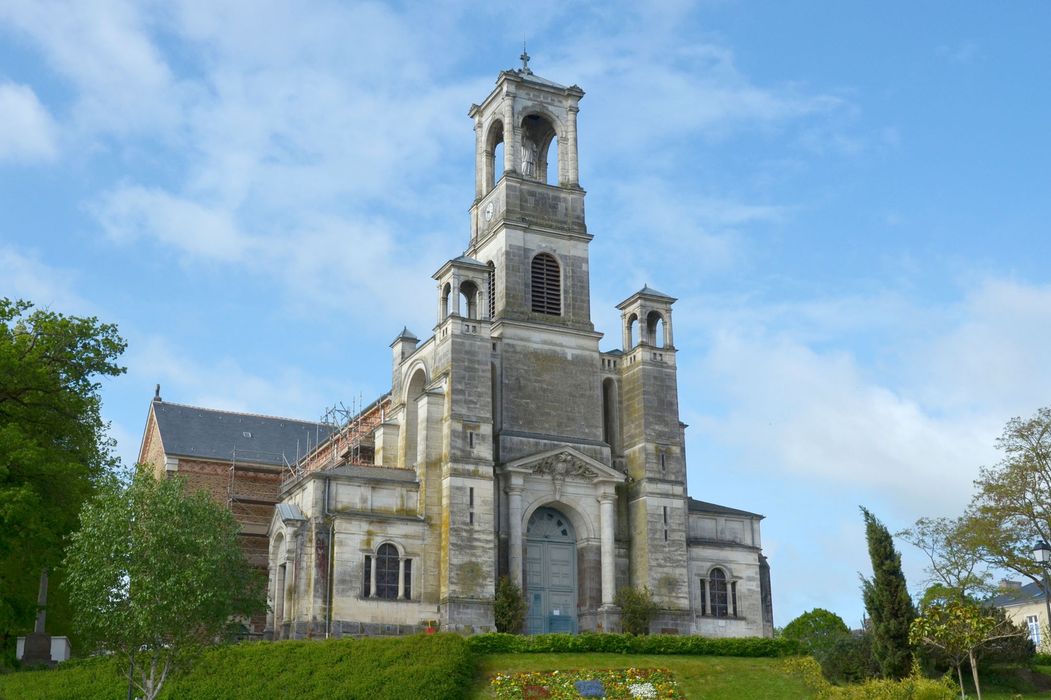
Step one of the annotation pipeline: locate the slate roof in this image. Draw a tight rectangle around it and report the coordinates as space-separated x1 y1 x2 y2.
635 284 676 300
152 400 333 467
989 581 1046 607
275 502 306 522
518 71 567 90
450 254 486 266
688 497 764 520
391 326 418 344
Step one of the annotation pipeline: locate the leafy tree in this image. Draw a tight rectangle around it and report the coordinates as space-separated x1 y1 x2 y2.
615 586 659 636
782 608 851 657
860 507 916 679
910 599 1025 700
64 469 266 700
898 517 992 603
960 407 1051 594
0 298 125 653
493 576 526 634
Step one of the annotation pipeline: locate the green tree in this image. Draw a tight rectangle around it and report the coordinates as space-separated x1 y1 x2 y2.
898 517 991 604
615 586 659 636
0 299 125 653
782 608 851 657
959 407 1051 594
64 469 266 700
493 576 527 634
910 599 1024 700
861 507 916 679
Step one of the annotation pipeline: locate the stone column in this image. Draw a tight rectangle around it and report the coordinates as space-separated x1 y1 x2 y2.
275 564 286 620
599 493 616 607
474 117 485 199
398 558 406 599
508 483 524 588
369 553 378 598
503 96 517 175
567 105 580 185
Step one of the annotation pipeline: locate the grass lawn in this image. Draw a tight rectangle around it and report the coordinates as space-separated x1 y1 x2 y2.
470 653 815 699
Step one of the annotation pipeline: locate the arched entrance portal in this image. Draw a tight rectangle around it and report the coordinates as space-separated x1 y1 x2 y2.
525 506 577 634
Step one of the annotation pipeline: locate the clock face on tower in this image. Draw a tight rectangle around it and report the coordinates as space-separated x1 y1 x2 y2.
484 201 495 222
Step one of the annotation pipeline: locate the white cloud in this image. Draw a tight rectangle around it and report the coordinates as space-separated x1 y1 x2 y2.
0 0 183 135
94 186 251 262
0 245 89 312
681 279 1051 518
917 278 1051 417
0 82 58 162
693 329 991 513
127 334 333 421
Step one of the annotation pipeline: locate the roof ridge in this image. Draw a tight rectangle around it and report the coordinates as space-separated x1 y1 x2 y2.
153 399 327 426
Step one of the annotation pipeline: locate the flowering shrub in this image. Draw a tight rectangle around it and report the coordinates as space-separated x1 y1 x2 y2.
785 657 957 700
489 668 684 699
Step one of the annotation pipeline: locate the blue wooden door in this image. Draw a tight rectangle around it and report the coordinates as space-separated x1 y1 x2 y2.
524 507 577 634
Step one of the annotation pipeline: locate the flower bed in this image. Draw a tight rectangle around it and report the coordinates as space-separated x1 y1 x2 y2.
488 668 685 699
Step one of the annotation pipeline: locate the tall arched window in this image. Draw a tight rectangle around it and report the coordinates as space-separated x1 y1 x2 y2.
531 253 561 315
376 543 400 599
710 568 729 617
486 261 495 319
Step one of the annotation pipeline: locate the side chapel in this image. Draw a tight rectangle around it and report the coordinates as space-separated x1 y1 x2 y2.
138 57 774 639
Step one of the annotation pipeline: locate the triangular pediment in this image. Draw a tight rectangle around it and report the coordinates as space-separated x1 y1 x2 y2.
503 446 626 484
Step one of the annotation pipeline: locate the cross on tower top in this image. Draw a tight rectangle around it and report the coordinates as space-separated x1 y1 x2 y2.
519 42 532 75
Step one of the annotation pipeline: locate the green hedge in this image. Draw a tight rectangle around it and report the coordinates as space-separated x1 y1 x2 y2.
466 632 801 657
0 634 475 700
0 655 124 700
1033 652 1051 666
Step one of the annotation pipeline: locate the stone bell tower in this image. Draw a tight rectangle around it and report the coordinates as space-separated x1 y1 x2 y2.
465 49 591 336
464 52 606 469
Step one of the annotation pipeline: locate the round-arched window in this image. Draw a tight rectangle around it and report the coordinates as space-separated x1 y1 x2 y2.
376 543 400 599
710 568 729 617
531 253 561 316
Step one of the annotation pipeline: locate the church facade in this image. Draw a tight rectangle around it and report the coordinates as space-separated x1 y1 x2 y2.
139 60 773 639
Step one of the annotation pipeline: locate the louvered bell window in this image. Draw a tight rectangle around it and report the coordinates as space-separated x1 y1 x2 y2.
531 253 561 316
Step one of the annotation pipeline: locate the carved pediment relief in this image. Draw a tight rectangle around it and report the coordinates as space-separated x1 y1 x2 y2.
503 446 625 500
532 450 599 482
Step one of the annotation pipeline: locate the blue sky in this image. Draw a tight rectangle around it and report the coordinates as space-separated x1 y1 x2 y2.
2 1 1050 628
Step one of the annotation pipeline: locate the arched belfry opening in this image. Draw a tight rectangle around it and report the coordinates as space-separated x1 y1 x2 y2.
441 283 453 320
485 120 505 191
645 311 666 348
530 252 561 316
520 113 558 184
460 280 480 320
626 313 639 349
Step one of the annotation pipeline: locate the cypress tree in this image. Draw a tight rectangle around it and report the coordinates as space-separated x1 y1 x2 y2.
860 507 916 679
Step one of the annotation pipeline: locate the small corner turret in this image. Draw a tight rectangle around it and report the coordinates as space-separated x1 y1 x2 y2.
616 285 677 352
